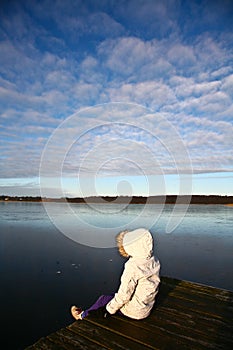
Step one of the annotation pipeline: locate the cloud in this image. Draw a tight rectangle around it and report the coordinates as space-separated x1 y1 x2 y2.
106 80 176 110
167 43 196 67
25 0 125 42
222 74 233 95
195 35 232 72
113 0 179 38
0 0 233 187
0 178 40 196
85 12 124 37
98 36 174 81
0 140 42 178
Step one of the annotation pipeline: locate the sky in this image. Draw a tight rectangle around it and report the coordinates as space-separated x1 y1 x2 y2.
0 0 233 198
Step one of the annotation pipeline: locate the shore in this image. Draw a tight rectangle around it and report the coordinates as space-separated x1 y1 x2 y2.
1 195 233 205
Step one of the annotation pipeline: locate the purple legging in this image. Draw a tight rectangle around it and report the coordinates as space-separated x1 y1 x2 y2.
82 294 114 318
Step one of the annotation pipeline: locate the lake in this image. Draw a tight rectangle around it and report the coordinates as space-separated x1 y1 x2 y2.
0 201 233 349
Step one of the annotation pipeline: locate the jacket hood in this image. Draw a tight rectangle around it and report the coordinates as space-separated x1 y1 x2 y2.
123 228 153 259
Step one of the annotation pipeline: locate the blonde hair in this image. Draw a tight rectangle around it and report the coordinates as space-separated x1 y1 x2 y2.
116 230 129 258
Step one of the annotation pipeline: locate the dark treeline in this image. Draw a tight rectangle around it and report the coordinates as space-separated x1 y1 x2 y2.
1 195 233 204
1 196 42 202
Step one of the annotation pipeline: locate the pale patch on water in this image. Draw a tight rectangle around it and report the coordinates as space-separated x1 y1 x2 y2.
0 202 233 349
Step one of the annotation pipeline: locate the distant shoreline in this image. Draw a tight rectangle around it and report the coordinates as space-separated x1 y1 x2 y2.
1 195 233 205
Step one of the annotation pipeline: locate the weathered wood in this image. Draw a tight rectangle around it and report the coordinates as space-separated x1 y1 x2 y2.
70 320 151 350
48 328 107 350
25 277 233 350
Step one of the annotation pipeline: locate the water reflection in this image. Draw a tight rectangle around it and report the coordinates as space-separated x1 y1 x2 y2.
0 202 233 349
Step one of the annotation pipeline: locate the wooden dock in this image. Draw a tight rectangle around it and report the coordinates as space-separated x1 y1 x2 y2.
25 277 233 349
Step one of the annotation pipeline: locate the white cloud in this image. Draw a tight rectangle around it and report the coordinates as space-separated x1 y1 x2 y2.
98 37 152 75
170 77 221 98
27 0 124 40
86 12 124 37
211 66 232 79
0 0 233 186
167 43 196 67
195 34 232 70
106 80 176 109
81 56 98 70
114 0 179 38
222 74 233 95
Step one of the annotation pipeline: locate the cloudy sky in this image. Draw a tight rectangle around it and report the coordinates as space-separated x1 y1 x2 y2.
0 0 233 197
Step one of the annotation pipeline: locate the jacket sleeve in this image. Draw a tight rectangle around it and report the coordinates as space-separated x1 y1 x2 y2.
106 262 137 314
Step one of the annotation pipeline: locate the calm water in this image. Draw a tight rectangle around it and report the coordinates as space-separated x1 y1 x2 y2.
0 201 233 349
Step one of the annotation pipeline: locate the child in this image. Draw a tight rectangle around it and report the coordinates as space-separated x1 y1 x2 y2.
71 228 160 321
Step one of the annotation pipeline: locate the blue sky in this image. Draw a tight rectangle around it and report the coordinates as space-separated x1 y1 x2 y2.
0 0 233 197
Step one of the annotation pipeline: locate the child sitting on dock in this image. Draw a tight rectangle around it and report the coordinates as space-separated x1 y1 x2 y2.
71 228 160 321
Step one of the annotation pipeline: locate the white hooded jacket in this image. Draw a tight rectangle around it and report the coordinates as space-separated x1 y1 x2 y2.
106 228 160 320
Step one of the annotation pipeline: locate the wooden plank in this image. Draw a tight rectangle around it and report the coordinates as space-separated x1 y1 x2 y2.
24 277 233 350
160 277 233 304
153 277 233 349
26 326 108 350
158 278 233 322
85 315 194 350
70 319 153 350
139 310 231 350
165 284 233 309
25 336 66 350
156 292 232 322
151 305 233 339
48 328 107 350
